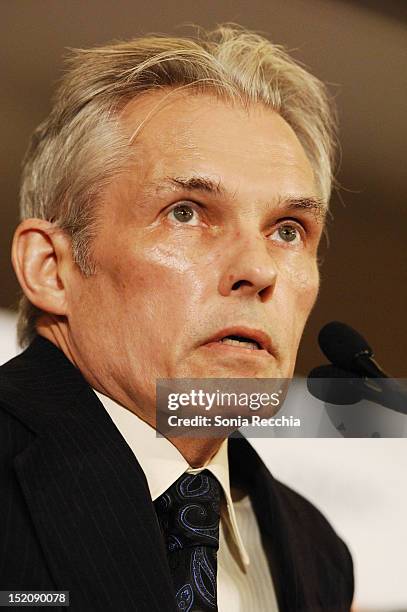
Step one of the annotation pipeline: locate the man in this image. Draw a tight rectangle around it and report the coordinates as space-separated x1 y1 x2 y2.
0 25 354 611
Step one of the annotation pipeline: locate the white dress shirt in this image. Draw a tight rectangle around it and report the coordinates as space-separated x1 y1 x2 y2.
95 390 279 611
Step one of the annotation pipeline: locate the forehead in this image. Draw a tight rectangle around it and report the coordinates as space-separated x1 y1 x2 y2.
119 89 317 200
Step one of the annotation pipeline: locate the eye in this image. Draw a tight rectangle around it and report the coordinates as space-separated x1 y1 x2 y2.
167 202 201 226
269 223 302 245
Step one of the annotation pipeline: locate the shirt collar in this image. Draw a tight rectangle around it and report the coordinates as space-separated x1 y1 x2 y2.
94 389 250 568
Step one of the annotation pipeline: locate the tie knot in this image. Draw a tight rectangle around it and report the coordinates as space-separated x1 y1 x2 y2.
155 470 221 551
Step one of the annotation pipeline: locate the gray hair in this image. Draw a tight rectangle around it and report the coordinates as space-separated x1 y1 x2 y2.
17 24 337 347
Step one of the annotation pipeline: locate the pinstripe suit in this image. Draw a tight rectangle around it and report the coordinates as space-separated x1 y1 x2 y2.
0 336 354 611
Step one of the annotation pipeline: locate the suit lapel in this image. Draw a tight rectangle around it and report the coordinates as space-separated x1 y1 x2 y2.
228 434 300 612
229 434 349 611
5 337 176 611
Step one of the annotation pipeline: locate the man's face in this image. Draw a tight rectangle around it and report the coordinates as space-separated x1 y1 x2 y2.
65 91 325 414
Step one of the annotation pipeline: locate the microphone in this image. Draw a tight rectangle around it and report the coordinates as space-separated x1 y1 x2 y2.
318 321 387 378
308 322 407 415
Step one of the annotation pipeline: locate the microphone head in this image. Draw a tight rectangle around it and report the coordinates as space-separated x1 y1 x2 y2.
307 364 363 405
318 321 373 371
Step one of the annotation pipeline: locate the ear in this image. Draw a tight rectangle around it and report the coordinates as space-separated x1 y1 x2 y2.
11 219 73 317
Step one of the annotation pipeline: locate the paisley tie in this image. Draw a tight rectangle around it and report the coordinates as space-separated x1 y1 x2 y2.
154 470 221 611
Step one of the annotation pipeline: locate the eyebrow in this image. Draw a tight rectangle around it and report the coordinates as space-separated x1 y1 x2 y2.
152 174 327 221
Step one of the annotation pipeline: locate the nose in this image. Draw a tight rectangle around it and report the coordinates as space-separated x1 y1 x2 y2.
218 233 277 302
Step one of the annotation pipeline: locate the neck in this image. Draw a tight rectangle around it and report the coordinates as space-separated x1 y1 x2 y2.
36 316 78 365
36 319 225 469
168 436 224 468
37 315 223 468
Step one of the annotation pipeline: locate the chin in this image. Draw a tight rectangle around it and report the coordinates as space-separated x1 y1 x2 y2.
190 362 282 379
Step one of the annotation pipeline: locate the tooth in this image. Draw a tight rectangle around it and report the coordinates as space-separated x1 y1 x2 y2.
220 338 259 350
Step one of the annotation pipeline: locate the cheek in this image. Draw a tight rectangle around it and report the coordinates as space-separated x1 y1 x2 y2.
103 245 203 333
281 257 320 319
112 238 212 298
298 267 319 313
276 261 319 375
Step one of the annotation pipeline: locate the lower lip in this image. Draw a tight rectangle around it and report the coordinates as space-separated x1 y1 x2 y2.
202 341 271 357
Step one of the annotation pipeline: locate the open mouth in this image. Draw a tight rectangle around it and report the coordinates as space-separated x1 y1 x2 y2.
202 326 272 356
217 335 262 350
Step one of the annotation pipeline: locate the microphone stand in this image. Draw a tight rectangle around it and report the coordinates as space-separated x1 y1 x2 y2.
360 376 407 415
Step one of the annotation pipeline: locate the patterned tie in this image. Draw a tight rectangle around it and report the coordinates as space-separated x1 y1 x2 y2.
154 470 222 611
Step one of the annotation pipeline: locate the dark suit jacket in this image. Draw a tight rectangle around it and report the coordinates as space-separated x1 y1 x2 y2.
0 336 354 611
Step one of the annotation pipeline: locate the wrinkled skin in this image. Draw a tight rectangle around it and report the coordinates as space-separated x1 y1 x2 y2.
24 90 326 462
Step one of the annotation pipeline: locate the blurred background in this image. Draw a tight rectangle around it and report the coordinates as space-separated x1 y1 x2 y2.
1 1 406 610
1 0 406 376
